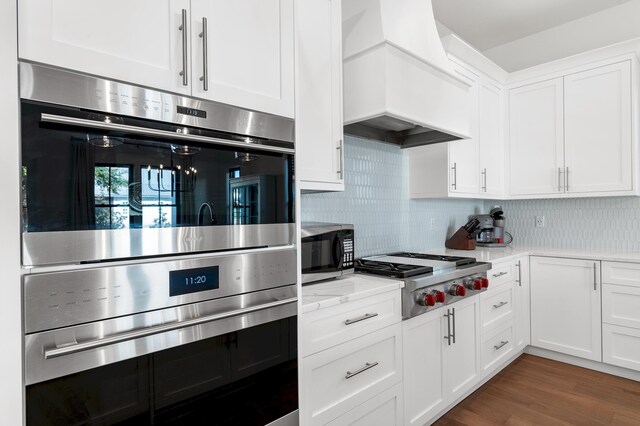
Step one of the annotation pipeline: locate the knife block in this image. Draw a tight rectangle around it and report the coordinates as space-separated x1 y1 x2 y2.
445 227 476 250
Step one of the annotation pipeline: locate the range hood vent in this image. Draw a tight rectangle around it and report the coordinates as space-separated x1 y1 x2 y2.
342 0 472 148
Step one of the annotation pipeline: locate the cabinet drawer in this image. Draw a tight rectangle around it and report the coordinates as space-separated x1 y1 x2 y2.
326 383 403 426
303 323 402 426
302 290 401 356
603 262 640 287
487 262 514 288
603 324 640 372
603 284 640 329
480 284 514 332
481 321 515 375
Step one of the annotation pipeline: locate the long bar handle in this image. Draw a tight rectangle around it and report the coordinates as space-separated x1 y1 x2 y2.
345 312 378 326
345 362 378 379
494 340 509 351
179 9 188 86
451 163 457 190
594 262 597 291
481 168 487 192
452 307 456 344
199 17 208 91
40 113 295 155
566 166 570 192
44 297 297 359
492 271 508 278
515 260 522 287
558 167 564 192
493 301 509 309
444 310 452 346
337 139 343 179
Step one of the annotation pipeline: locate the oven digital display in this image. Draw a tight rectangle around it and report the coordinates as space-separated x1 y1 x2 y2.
169 266 220 296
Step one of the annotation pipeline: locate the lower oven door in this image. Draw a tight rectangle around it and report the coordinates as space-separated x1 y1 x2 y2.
25 286 298 425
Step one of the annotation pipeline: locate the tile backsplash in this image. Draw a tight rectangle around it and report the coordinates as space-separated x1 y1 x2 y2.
301 136 484 257
492 197 640 252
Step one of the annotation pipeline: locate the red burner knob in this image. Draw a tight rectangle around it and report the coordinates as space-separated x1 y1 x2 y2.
481 277 489 288
473 279 483 290
450 285 466 297
418 292 436 307
435 291 446 304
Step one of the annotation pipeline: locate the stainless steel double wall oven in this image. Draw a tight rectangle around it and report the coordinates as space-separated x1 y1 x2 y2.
20 63 298 425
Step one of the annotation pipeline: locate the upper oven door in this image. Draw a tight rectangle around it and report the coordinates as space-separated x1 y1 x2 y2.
20 101 295 266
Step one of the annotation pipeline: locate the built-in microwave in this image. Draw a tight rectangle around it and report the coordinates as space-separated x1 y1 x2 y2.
301 223 354 284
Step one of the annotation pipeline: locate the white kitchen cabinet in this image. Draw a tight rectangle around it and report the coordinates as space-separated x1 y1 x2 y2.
296 0 344 191
509 78 565 196
514 257 531 351
530 257 602 361
403 296 480 426
190 0 294 118
19 0 294 118
478 79 504 197
564 61 633 194
603 324 640 372
19 0 191 95
327 383 403 426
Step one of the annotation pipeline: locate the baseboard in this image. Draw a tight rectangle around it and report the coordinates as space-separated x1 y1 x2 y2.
525 346 640 382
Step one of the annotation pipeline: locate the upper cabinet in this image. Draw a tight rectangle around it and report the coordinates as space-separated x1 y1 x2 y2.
509 60 636 198
295 0 344 192
478 80 505 197
18 0 295 118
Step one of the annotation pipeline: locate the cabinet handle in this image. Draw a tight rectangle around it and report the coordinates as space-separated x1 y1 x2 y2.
199 17 208 91
179 9 188 86
593 262 597 291
451 163 457 190
558 167 564 192
451 307 456 344
515 261 521 287
494 340 509 351
493 301 509 309
344 312 378 325
566 166 570 192
444 309 452 346
336 139 343 179
345 362 378 379
481 168 487 192
492 271 508 278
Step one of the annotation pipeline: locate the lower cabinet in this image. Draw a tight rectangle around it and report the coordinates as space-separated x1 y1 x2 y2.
403 295 480 426
603 324 640 371
326 383 403 426
514 257 531 350
530 256 602 361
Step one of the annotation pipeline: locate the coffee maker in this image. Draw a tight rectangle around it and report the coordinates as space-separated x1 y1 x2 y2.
471 205 512 247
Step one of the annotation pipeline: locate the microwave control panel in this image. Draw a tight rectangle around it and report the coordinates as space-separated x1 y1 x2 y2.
343 232 354 269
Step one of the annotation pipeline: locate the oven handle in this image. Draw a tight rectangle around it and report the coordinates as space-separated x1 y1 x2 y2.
40 113 295 155
44 297 297 360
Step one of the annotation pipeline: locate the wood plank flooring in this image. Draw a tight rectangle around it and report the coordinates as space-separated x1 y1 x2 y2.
433 354 640 426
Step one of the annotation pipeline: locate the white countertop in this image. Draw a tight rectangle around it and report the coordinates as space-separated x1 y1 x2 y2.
301 274 404 314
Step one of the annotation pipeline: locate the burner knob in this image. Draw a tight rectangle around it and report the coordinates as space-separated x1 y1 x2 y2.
465 278 482 291
473 279 483 290
450 284 466 297
481 277 489 288
435 291 446 304
418 292 437 307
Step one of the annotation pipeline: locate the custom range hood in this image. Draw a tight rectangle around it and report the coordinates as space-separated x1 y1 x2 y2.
342 0 472 148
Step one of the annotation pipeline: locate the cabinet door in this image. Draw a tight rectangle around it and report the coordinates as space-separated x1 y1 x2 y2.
448 64 479 195
564 61 633 194
509 78 564 195
190 0 294 118
530 257 602 361
19 0 190 95
514 257 531 350
478 79 504 197
402 309 447 426
296 0 344 190
443 296 481 401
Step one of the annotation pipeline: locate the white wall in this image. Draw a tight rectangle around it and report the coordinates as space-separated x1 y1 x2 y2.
0 1 24 424
483 0 640 71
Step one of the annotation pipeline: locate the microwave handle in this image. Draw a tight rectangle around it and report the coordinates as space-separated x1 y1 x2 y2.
332 234 344 270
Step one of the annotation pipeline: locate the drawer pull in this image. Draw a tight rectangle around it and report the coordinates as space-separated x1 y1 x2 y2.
494 340 509 351
492 271 508 278
493 301 509 309
344 312 378 326
345 362 379 379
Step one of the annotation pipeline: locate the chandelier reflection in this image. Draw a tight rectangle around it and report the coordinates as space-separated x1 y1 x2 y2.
147 144 200 195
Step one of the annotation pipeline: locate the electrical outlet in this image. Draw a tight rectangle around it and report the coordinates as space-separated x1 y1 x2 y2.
535 216 545 228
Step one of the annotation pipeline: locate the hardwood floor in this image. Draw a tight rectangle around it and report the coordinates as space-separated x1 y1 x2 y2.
434 354 640 426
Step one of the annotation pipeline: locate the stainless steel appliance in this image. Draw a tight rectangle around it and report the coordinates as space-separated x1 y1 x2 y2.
472 205 513 248
301 223 354 284
354 252 491 319
19 63 295 267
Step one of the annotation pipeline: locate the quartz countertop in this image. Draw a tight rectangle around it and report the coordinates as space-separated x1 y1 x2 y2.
301 274 404 314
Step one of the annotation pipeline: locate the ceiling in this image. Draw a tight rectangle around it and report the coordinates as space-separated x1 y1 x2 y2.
432 0 640 71
432 0 634 52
